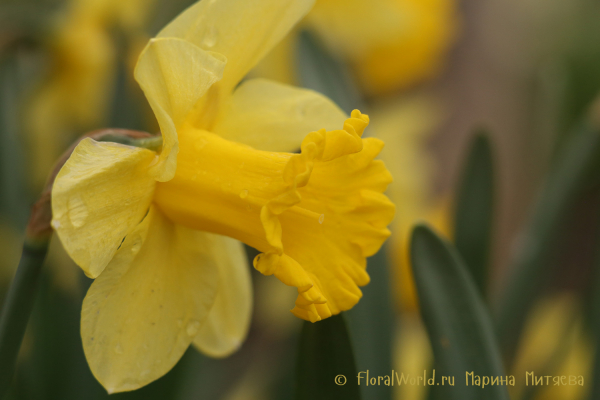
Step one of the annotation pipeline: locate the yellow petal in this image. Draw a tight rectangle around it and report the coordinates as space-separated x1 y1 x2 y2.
212 78 347 152
156 0 314 96
134 37 226 181
193 236 252 358
81 206 219 393
51 139 156 278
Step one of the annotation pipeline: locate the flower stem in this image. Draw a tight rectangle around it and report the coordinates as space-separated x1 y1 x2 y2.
0 236 49 398
0 185 52 398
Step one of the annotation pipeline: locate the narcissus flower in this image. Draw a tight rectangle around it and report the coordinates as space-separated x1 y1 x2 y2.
51 0 394 392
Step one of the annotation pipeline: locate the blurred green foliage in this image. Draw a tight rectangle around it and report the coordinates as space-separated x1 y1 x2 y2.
453 132 495 298
295 315 360 400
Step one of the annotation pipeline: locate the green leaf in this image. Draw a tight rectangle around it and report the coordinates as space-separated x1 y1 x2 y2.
588 211 600 400
296 30 364 115
0 240 48 398
495 122 600 363
453 132 495 297
410 224 509 400
0 53 33 226
346 246 394 400
295 314 361 400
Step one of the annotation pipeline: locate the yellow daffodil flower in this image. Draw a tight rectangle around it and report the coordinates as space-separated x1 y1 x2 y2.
51 0 395 392
254 0 458 96
28 0 154 188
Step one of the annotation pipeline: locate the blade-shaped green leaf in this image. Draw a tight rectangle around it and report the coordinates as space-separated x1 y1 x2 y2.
0 54 32 226
453 132 495 297
588 209 600 400
410 224 509 400
295 314 361 400
346 246 394 400
495 122 600 363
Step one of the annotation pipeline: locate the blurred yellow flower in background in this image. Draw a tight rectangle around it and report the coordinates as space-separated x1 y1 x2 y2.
307 0 458 95
50 0 394 392
254 0 458 96
511 294 592 400
372 96 451 312
27 0 154 188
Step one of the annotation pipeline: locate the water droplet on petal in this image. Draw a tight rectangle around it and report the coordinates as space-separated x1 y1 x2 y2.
318 214 325 224
51 219 61 229
114 343 124 354
202 26 218 48
239 189 249 199
296 103 309 118
67 195 88 228
130 237 142 253
195 136 209 151
186 320 201 336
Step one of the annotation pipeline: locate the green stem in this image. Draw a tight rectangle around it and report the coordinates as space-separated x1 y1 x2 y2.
0 236 50 398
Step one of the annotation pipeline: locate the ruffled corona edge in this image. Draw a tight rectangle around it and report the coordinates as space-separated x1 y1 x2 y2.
253 110 395 322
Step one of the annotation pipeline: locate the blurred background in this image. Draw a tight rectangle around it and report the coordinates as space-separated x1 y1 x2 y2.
2 0 600 399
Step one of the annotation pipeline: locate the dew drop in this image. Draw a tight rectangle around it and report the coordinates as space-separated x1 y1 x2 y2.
114 343 124 354
130 237 142 253
194 136 209 150
67 195 88 228
186 320 201 336
296 102 309 118
202 26 218 48
318 214 325 224
51 219 61 229
239 189 249 199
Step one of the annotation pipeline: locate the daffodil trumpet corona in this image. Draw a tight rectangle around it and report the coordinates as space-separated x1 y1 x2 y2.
50 0 394 393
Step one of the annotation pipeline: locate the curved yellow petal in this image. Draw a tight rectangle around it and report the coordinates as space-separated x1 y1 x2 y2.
134 37 226 181
81 206 219 393
156 0 314 97
193 236 252 358
212 78 347 152
51 139 156 278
